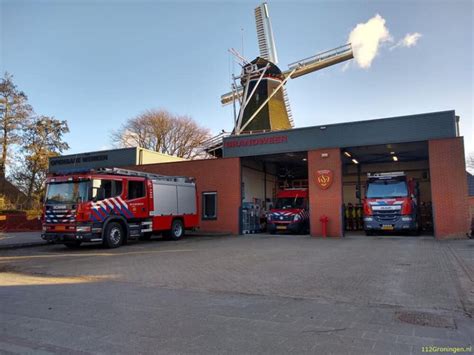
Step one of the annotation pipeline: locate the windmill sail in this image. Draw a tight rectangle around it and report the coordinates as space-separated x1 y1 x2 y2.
220 3 353 135
282 87 295 127
255 3 278 64
285 44 353 79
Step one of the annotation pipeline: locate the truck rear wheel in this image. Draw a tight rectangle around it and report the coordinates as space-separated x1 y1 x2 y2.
170 219 184 240
103 222 124 248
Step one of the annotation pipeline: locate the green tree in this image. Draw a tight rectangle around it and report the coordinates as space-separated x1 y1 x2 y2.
0 72 33 176
12 116 69 208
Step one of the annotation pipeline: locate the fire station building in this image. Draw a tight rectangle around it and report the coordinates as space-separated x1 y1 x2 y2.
51 110 472 240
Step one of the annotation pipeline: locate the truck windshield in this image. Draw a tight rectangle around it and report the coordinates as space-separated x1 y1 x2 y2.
366 180 408 198
45 181 90 204
275 197 305 209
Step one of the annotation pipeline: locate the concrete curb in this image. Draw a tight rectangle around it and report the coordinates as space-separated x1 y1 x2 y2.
0 241 49 250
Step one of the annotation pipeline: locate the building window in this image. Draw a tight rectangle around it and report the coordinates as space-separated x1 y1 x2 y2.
128 180 145 199
202 192 217 220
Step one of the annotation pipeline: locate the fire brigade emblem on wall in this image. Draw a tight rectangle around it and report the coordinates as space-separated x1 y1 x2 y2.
316 170 333 190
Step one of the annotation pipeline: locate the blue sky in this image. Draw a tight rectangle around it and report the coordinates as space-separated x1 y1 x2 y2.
1 0 473 155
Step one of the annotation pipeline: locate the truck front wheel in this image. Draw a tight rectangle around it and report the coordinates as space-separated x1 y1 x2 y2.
103 222 124 248
170 219 184 240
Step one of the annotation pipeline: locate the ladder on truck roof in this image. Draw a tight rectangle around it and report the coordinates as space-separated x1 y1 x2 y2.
97 168 195 184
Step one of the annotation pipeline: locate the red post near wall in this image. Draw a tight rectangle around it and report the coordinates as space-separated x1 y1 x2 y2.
308 149 343 237
429 137 469 239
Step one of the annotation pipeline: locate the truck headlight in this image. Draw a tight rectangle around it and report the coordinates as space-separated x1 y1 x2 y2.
76 225 92 233
364 217 373 222
401 216 412 221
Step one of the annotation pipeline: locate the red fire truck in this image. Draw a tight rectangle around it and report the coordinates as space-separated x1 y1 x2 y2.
41 168 199 248
266 189 309 234
363 172 420 235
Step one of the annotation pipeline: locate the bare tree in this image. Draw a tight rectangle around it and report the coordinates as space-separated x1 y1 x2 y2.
0 72 33 176
112 109 211 159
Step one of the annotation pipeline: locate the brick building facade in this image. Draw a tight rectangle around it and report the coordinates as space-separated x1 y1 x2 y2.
136 111 470 240
50 110 472 240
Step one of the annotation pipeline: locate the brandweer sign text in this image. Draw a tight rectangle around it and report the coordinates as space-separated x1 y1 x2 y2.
224 135 288 148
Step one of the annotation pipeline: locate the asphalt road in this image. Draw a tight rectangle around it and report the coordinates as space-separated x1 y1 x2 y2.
0 234 473 354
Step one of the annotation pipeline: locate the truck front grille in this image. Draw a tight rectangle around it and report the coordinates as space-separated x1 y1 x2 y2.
374 210 400 222
45 207 76 223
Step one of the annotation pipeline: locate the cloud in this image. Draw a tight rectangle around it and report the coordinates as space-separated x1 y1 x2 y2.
390 32 422 50
347 14 392 69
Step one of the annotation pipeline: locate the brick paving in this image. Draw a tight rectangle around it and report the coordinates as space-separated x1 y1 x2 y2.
0 234 472 354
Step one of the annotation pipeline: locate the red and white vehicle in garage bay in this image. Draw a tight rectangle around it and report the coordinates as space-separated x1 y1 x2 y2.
363 172 420 235
42 168 199 248
266 189 310 234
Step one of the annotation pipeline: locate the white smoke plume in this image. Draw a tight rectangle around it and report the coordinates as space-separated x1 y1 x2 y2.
347 14 392 69
390 32 422 50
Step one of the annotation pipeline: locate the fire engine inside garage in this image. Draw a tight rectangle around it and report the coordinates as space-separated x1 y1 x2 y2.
341 142 432 235
240 151 309 235
237 141 435 237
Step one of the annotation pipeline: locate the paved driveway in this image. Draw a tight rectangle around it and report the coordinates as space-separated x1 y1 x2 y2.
0 234 472 354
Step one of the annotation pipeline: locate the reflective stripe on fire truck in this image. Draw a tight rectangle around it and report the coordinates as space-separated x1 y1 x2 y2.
271 211 309 220
91 197 134 222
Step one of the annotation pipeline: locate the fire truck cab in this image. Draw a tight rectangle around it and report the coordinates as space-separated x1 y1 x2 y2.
41 168 199 248
363 172 420 235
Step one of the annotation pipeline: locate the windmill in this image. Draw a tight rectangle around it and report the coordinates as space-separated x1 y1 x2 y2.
222 2 354 135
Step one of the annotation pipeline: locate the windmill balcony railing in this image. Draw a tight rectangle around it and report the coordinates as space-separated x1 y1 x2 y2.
238 129 275 135
201 132 231 150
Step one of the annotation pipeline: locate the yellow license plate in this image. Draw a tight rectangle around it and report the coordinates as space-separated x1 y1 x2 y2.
55 226 66 231
381 225 394 230
276 225 287 230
